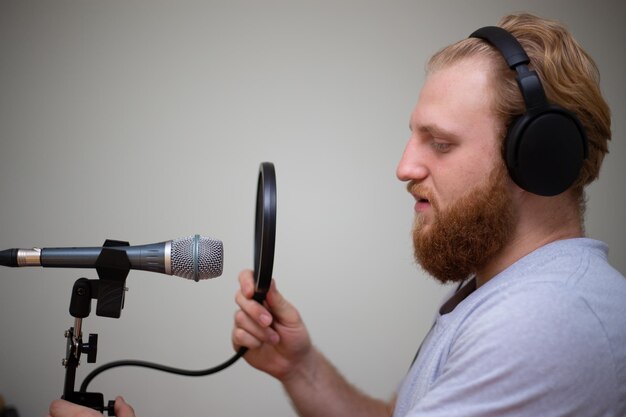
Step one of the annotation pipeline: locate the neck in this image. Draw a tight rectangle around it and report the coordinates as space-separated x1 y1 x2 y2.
475 189 584 287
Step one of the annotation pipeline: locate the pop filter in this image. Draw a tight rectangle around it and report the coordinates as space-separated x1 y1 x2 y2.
253 162 277 303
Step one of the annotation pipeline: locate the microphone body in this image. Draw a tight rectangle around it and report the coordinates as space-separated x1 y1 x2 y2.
0 235 223 281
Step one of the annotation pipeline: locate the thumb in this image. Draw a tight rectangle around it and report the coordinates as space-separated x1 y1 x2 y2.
265 280 301 327
114 396 135 417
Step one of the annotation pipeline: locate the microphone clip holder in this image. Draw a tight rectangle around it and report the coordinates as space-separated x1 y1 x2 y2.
61 243 132 415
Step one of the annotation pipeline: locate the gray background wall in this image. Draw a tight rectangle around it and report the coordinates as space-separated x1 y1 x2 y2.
0 1 624 416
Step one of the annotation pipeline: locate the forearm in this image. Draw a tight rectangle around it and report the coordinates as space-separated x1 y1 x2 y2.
281 347 393 417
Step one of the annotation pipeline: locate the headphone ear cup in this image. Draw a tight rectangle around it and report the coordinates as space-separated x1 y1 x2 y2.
504 107 587 196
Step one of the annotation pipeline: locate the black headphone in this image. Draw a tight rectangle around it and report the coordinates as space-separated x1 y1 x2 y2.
470 26 588 196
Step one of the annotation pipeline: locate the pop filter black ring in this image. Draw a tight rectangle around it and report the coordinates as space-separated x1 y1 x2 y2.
253 162 277 303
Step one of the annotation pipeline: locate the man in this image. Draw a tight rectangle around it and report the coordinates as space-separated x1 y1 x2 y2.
232 12 625 417
47 12 625 417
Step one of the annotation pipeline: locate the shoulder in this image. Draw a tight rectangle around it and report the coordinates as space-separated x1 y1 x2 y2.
408 240 626 415
410 282 620 415
455 280 606 356
454 238 626 350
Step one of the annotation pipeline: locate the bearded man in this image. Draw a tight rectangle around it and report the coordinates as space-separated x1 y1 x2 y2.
48 12 625 417
230 13 626 417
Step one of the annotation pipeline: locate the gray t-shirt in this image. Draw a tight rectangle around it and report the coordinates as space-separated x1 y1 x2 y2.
394 238 626 417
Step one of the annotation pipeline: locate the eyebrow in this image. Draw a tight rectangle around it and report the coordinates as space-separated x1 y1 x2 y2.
411 123 459 140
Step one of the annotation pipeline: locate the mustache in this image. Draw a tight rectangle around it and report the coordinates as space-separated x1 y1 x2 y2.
407 181 438 210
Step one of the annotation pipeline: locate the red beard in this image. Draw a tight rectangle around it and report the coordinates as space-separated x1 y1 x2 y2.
410 163 516 284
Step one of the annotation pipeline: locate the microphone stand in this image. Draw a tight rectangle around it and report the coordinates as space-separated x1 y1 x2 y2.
61 241 132 416
56 162 277 414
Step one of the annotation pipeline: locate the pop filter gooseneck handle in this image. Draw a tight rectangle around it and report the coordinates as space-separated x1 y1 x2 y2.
79 162 277 391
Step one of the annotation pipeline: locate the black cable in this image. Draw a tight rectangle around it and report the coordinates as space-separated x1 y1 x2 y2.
80 347 248 392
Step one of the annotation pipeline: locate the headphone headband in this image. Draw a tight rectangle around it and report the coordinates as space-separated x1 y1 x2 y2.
470 26 529 68
470 26 547 110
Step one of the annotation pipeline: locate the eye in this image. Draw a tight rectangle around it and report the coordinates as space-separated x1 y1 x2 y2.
430 140 452 153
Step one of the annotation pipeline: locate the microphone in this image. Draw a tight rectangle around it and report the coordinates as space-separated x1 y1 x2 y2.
0 235 223 281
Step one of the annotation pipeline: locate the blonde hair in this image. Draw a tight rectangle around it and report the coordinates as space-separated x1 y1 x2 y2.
427 13 611 192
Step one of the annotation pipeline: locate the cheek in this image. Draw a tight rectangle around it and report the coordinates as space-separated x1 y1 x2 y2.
434 160 501 208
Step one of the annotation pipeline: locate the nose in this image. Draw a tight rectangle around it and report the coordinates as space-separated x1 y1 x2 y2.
396 137 428 182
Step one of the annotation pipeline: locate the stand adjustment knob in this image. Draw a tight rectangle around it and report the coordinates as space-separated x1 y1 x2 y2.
106 399 116 416
81 333 98 363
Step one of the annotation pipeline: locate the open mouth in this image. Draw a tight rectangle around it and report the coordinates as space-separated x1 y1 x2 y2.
415 197 431 212
406 182 433 211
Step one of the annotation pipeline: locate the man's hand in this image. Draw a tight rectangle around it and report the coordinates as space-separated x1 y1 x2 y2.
232 269 313 381
47 397 135 417
232 270 394 417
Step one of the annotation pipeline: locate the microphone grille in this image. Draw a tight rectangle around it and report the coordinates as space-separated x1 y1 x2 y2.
171 235 223 280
